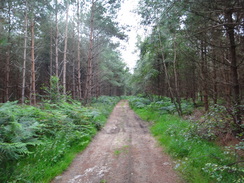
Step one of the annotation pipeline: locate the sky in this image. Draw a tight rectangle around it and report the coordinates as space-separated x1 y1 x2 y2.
117 0 143 72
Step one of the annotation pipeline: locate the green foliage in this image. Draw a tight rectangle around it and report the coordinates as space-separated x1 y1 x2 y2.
129 96 243 183
0 96 119 182
128 95 193 115
189 105 241 141
0 101 42 162
128 96 151 109
99 46 130 96
41 76 63 103
92 96 121 121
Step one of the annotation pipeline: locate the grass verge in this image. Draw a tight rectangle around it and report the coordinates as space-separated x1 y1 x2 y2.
133 107 243 183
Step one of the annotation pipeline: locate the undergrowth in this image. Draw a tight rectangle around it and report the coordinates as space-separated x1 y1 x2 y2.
0 96 119 182
128 96 244 183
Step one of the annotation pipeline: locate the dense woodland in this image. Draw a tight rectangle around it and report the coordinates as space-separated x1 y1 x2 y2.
0 0 130 105
0 0 244 182
1 0 243 118
133 0 244 131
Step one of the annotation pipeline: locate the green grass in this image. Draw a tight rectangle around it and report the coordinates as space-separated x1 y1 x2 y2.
0 96 120 183
9 135 91 183
132 107 242 183
114 145 129 156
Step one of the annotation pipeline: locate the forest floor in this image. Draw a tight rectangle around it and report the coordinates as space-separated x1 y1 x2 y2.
51 100 183 183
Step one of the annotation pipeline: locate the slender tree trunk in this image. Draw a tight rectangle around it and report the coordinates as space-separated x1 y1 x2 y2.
21 1 28 104
96 80 99 99
84 0 95 104
225 11 241 126
72 62 76 99
158 30 182 116
77 0 82 100
157 58 161 95
30 19 36 105
55 0 59 94
5 2 12 102
191 60 197 106
71 28 76 99
63 3 69 96
5 48 10 102
213 52 218 104
201 39 209 111
50 22 53 76
173 38 182 116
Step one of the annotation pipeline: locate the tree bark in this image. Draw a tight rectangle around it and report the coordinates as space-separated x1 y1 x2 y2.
4 2 12 102
63 2 69 96
30 18 36 105
213 51 218 105
201 39 209 111
225 10 241 125
173 37 182 116
55 0 59 95
84 0 95 104
5 47 10 102
77 0 82 100
21 0 28 104
50 21 53 76
72 61 76 99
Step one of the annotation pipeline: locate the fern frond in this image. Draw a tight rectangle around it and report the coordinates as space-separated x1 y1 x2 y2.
0 142 31 162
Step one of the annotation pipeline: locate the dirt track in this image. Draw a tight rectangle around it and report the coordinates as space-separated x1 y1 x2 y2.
52 100 182 183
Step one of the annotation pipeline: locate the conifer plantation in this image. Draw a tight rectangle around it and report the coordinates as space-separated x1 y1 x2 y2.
0 0 129 103
0 0 243 182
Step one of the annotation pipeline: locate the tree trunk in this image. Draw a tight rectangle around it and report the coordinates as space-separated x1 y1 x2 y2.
158 30 182 116
173 38 182 116
63 3 69 96
84 0 95 104
5 47 10 102
5 2 12 102
201 39 209 111
225 10 241 126
77 0 82 100
50 21 53 76
21 0 28 104
30 19 36 105
213 52 218 105
72 62 76 99
5 45 10 102
55 0 59 94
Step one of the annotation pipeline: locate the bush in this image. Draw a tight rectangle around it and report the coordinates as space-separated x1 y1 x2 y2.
128 96 194 115
189 104 241 141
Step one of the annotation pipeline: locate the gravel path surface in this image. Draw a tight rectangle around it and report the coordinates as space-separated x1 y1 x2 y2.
52 100 182 183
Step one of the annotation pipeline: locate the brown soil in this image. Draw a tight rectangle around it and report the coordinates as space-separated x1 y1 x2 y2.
52 100 183 183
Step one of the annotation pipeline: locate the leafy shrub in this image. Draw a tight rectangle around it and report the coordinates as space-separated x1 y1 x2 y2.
128 96 151 109
92 95 120 106
189 104 239 141
128 96 194 115
91 96 120 124
40 76 64 103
